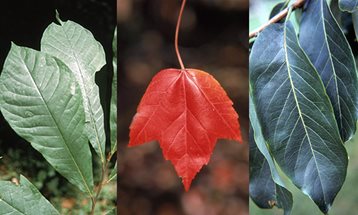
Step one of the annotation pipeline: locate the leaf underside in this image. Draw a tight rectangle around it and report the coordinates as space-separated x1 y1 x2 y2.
0 44 94 195
0 175 59 215
300 0 358 142
250 22 348 213
41 19 106 163
129 68 241 190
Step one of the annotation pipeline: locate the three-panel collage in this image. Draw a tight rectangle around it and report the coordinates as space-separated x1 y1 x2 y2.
0 0 357 214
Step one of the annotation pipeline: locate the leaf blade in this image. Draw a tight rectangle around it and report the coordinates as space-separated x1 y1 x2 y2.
250 21 348 213
0 175 59 215
110 27 117 154
300 0 358 142
129 68 241 190
0 44 94 195
41 19 106 163
339 0 358 12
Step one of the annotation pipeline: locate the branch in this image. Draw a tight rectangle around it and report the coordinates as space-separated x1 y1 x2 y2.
249 0 305 39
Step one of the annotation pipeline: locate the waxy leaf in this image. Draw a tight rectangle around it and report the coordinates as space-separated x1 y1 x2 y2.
0 175 59 215
300 0 358 142
250 22 348 213
129 68 241 190
110 27 117 154
249 94 292 215
0 44 94 195
353 11 358 40
41 17 106 163
250 126 292 215
339 0 358 12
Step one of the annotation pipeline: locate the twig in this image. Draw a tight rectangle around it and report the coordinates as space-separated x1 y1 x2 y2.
90 159 110 215
249 0 305 39
175 0 187 70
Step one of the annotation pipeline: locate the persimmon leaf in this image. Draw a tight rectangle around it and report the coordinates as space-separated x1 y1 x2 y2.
110 27 117 154
300 0 358 142
129 68 241 190
250 21 348 213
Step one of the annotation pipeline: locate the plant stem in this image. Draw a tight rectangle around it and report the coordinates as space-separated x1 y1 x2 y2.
90 160 110 215
249 0 305 39
175 0 187 70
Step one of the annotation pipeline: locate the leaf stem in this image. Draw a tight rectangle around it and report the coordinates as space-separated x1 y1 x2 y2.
249 0 305 39
175 0 187 70
89 157 111 215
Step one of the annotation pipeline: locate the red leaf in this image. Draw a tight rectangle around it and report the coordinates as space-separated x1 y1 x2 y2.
129 68 242 190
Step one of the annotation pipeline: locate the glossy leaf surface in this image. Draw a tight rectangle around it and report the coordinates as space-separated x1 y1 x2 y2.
249 94 292 215
0 44 94 195
0 176 59 215
300 0 358 142
41 18 106 163
250 22 348 213
129 68 241 190
250 126 292 215
339 0 358 12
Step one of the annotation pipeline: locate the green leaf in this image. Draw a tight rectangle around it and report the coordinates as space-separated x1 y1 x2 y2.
300 0 358 142
41 18 106 164
0 44 94 195
269 1 289 21
250 21 348 213
339 0 358 12
105 208 116 215
110 27 117 154
0 175 59 215
249 126 292 215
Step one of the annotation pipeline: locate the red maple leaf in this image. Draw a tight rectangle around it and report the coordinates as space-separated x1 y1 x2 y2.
129 68 242 190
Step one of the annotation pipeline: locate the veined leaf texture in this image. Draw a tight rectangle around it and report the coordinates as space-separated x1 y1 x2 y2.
129 68 242 190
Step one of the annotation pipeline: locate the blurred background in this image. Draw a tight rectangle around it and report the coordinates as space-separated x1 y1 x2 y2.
0 0 116 213
250 0 358 214
118 0 249 214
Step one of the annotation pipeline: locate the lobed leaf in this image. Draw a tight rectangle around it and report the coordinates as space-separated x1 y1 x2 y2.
0 175 59 215
41 18 106 164
0 44 94 195
129 68 241 190
250 21 348 213
300 0 358 142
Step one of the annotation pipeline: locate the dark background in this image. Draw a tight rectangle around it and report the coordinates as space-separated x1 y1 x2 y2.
0 0 116 212
118 0 249 214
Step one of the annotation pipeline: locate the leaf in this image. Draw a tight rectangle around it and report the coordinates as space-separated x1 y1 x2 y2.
41 17 106 164
353 11 358 40
107 162 117 183
300 0 358 142
110 27 117 154
250 21 348 213
249 93 293 215
339 0 358 12
0 175 59 215
0 44 94 195
249 126 292 215
269 2 289 21
129 68 241 190
105 208 116 215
